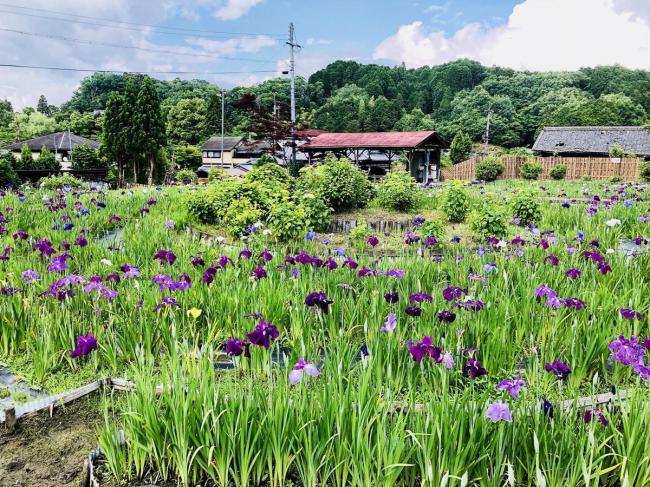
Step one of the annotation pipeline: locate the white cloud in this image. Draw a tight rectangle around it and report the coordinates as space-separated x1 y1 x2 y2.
374 0 650 71
215 0 264 20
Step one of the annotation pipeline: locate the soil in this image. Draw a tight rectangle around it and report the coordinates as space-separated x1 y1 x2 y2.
0 395 101 487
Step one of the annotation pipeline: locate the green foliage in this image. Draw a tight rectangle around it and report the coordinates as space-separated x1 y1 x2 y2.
350 218 371 247
36 145 60 171
419 217 447 242
0 155 19 187
297 193 332 231
519 160 543 180
469 200 508 239
609 144 625 158
135 76 167 185
171 145 202 170
244 161 293 191
208 167 229 183
302 156 373 212
71 142 102 170
609 175 624 183
475 157 505 182
376 170 421 212
393 108 435 131
175 168 197 184
441 182 470 223
166 98 207 145
223 198 262 237
549 164 567 180
640 162 650 182
268 201 306 241
511 190 542 225
449 131 473 164
40 174 85 190
19 143 33 169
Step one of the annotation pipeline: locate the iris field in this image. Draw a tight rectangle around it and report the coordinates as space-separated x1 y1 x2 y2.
0 179 648 486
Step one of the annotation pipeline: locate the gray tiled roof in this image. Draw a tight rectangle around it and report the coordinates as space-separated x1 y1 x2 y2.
533 126 650 156
2 132 99 152
200 136 243 151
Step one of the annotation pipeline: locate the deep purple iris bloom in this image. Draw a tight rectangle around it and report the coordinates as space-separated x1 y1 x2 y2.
153 249 177 265
620 308 643 320
565 268 582 280
404 232 420 244
409 292 433 303
462 357 487 378
405 306 422 317
497 376 527 399
48 252 71 273
153 296 179 311
304 291 334 314
342 257 358 269
34 239 56 257
239 249 252 259
563 298 586 310
202 264 219 284
70 333 98 358
225 338 250 357
325 257 338 270
12 229 28 240
597 262 612 275
251 265 267 280
408 336 442 363
367 235 379 247
384 291 399 303
583 409 609 426
423 236 438 247
120 264 141 279
609 335 646 367
544 360 571 380
543 254 559 266
259 249 273 262
437 310 456 323
191 255 205 267
443 286 466 302
74 232 88 247
246 319 279 349
217 256 234 269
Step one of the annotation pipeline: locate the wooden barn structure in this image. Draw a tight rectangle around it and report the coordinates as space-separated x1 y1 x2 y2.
302 131 446 183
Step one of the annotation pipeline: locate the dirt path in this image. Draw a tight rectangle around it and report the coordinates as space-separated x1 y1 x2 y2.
0 396 101 487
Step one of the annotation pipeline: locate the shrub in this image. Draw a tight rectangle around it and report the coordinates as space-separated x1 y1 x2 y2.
549 164 567 180
245 161 293 191
376 170 421 212
419 217 447 242
208 167 229 183
640 162 650 182
519 160 543 180
36 145 61 171
475 157 504 182
172 145 202 170
186 181 238 223
449 132 472 164
581 175 593 182
40 174 85 190
609 144 625 158
175 168 197 184
511 190 541 225
350 218 371 247
19 143 32 169
469 201 508 240
268 201 306 241
609 175 624 183
223 198 262 237
442 182 470 223
298 193 332 231
0 155 20 187
300 156 374 212
234 180 285 216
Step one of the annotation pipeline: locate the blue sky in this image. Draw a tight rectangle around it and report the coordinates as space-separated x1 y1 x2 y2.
1 0 649 107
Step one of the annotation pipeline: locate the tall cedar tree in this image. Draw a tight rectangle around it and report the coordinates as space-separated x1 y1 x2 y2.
135 77 166 185
102 92 127 185
204 91 222 136
122 79 140 183
36 95 50 116
449 131 473 164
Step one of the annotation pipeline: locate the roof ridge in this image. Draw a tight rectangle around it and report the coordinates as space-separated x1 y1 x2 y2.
543 126 645 131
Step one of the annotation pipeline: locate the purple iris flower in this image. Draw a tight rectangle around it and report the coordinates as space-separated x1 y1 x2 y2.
405 306 422 317
412 216 425 226
357 267 376 277
12 229 28 240
608 335 646 367
565 268 582 280
48 252 71 273
620 308 643 320
153 296 180 311
202 264 218 284
511 235 527 246
462 357 487 378
456 299 484 311
70 333 98 358
225 338 250 357
535 285 557 299
380 313 397 333
342 257 358 269
21 270 40 284
251 265 267 280
384 291 399 303
305 231 317 241
246 319 279 349
289 359 320 385
75 232 88 247
544 360 571 380
217 256 234 269
0 246 11 261
409 292 433 303
497 376 527 399
563 298 586 310
295 251 312 265
239 249 252 259
633 236 648 245
291 268 300 279
304 291 334 314
325 257 338 270
486 401 512 423
367 235 379 247
423 236 438 247
34 239 56 257
258 249 273 262
108 214 122 224
191 255 205 267
583 409 608 426
408 336 442 363
543 254 559 266
153 249 177 265
105 272 120 283
120 264 141 279
404 232 420 244
597 262 612 275
443 286 466 302
437 310 456 323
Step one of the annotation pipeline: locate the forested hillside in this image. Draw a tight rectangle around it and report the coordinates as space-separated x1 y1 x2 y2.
2 59 650 150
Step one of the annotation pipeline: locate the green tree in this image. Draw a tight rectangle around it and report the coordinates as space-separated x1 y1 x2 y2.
393 108 435 131
171 145 202 170
135 76 166 185
19 143 33 169
166 98 207 145
37 144 60 171
204 91 223 136
449 131 473 164
123 79 141 183
313 84 370 132
37 95 51 116
362 96 402 131
0 99 13 145
71 142 102 170
102 92 128 185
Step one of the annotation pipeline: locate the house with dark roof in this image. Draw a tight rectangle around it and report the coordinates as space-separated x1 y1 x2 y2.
302 131 446 182
199 136 243 166
533 126 650 159
1 131 100 170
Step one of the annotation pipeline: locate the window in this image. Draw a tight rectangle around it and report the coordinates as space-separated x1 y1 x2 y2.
205 151 221 158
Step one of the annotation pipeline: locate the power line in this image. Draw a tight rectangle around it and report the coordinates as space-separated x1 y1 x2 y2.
0 8 287 41
0 27 277 64
0 63 279 76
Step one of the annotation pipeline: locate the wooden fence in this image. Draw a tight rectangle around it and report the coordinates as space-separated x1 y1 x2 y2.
440 156 643 181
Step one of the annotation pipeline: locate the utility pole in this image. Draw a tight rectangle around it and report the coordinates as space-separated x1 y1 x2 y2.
483 108 491 155
220 89 225 167
286 22 301 175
